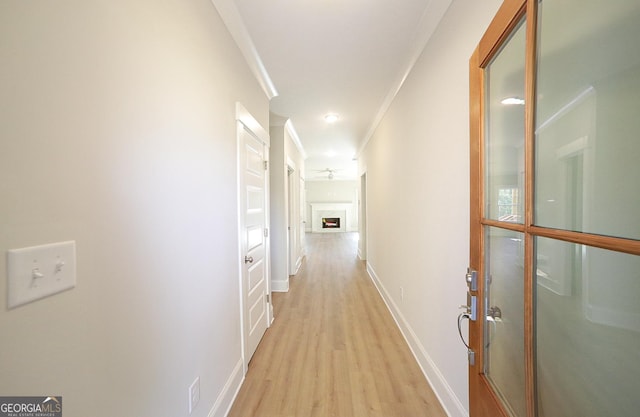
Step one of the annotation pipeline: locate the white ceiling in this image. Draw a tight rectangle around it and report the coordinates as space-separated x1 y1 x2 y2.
214 0 453 180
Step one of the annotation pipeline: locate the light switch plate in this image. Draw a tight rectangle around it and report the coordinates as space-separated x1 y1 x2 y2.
7 241 76 309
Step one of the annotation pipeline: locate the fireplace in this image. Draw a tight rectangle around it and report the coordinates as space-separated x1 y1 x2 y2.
310 203 352 233
322 217 340 229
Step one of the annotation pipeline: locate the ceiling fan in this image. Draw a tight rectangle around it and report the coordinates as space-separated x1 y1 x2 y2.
314 168 339 180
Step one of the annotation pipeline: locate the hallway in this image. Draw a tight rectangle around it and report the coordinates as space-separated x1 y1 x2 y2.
229 233 447 417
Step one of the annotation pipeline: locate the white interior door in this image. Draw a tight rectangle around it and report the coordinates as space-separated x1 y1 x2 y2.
287 164 297 275
239 122 269 367
299 177 305 259
358 172 367 260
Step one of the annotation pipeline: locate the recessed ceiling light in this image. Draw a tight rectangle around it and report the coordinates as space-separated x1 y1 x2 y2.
324 113 339 123
501 97 525 105
326 150 336 158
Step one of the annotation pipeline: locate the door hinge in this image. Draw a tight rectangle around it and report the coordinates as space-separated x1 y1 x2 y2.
264 228 269 238
266 293 270 304
468 349 476 366
263 160 268 171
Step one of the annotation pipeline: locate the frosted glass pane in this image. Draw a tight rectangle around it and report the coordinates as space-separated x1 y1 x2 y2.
535 0 640 239
484 227 525 417
536 238 640 417
485 20 526 223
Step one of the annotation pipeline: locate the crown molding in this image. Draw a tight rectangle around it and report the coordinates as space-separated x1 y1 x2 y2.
285 119 307 160
357 0 453 157
210 0 279 100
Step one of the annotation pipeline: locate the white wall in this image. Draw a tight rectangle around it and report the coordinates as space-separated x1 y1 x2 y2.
269 122 305 292
358 1 501 416
305 180 359 231
0 1 268 416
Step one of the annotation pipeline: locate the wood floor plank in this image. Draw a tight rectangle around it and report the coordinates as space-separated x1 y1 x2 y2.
228 233 447 417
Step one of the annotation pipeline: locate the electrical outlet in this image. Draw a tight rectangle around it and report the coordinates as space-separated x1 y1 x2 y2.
189 377 200 414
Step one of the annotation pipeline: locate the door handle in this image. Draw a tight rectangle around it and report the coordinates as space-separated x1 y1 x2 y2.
457 308 475 366
459 268 478 366
457 293 476 349
457 309 472 350
488 305 502 320
244 256 254 264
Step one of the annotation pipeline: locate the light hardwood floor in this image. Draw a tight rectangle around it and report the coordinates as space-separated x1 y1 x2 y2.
228 232 447 417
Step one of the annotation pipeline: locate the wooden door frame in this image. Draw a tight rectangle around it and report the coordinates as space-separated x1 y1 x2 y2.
469 1 533 415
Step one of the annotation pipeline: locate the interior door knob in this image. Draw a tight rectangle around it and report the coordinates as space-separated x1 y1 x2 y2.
244 255 254 264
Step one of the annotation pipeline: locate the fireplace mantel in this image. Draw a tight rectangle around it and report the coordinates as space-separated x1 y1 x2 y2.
310 203 352 233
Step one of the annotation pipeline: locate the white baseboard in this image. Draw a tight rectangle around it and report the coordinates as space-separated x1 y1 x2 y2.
271 279 289 292
291 256 303 276
366 263 468 417
208 358 244 417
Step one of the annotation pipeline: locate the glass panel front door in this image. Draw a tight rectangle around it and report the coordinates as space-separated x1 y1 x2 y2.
484 227 525 417
536 238 640 417
535 0 640 240
534 1 640 415
483 16 527 417
470 1 640 416
485 19 527 224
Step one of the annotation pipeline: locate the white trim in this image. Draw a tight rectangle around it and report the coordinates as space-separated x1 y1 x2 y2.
286 158 295 276
536 86 595 134
235 121 247 377
367 262 468 417
212 0 278 100
294 256 303 275
555 135 589 160
236 102 269 146
357 0 454 157
285 119 307 160
207 359 244 417
271 279 289 293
